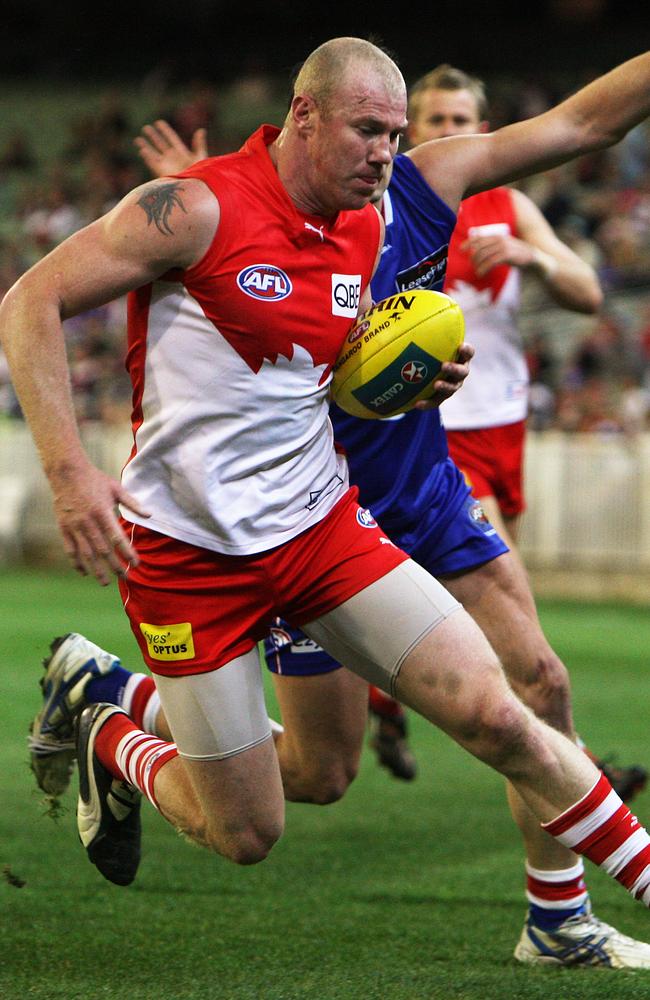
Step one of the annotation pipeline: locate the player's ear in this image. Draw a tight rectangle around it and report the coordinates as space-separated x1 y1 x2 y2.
291 94 317 134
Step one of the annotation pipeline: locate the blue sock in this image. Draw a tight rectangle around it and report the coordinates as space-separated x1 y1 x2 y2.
86 665 131 707
529 901 588 931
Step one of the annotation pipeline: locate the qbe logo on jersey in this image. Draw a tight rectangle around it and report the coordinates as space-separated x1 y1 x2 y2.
332 273 361 318
237 264 292 301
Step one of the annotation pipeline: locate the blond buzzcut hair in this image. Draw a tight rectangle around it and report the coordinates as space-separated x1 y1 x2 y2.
292 37 404 117
408 64 488 122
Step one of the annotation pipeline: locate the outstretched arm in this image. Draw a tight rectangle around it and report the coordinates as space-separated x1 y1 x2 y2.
410 51 650 212
134 119 207 177
0 178 219 583
462 188 603 314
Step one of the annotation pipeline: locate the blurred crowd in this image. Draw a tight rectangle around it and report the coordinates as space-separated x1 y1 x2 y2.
1 67 650 436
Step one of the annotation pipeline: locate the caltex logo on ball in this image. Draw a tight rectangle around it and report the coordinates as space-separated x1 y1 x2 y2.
401 360 428 383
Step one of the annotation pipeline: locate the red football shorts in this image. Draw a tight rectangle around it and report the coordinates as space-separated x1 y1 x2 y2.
446 420 526 518
119 487 408 677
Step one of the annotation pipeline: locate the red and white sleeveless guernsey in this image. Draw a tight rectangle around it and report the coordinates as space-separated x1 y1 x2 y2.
121 125 380 555
442 187 528 430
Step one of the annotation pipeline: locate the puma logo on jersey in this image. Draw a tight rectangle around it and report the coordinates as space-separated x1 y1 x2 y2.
304 222 325 241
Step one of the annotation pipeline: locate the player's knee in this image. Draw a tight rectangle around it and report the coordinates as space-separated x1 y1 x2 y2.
289 758 359 804
312 760 359 804
206 816 284 866
483 703 532 769
514 650 571 730
533 654 570 714
225 834 277 866
458 693 532 768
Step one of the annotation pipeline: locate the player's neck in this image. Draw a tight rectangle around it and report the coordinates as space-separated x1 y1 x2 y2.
269 131 337 219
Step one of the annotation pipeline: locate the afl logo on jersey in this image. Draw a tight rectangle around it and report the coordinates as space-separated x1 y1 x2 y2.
356 507 378 529
237 264 293 301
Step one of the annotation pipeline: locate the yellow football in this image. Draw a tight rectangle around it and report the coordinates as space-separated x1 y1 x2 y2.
331 289 464 419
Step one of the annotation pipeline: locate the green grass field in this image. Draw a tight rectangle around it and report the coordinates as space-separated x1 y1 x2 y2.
2 568 650 1000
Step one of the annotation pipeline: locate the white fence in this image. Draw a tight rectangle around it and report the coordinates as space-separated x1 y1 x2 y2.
2 422 650 600
520 431 650 600
0 422 131 563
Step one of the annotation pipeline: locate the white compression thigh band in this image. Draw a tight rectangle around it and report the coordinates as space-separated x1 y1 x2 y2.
154 648 272 760
302 559 462 696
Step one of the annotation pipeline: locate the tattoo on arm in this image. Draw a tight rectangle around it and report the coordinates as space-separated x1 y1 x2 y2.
137 182 187 235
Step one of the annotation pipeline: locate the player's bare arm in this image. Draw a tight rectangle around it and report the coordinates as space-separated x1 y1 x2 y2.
410 50 650 211
0 178 220 585
462 188 603 314
137 180 189 234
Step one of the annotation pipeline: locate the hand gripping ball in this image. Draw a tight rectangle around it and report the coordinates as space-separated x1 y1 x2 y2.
331 289 464 419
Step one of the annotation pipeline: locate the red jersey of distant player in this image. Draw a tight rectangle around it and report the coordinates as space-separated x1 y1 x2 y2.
442 187 528 518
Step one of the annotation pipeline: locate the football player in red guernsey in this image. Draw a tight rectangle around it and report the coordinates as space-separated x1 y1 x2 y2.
7 37 650 972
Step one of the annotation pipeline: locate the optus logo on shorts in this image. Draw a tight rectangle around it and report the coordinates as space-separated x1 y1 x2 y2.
237 264 292 301
356 507 377 528
139 622 195 661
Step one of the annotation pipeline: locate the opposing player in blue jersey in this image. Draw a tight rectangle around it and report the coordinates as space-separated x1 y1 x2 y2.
28 56 650 967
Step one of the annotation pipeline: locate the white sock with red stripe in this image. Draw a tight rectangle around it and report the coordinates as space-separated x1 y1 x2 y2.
115 730 178 811
542 772 650 905
121 674 161 735
94 712 177 812
526 860 589 929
